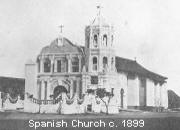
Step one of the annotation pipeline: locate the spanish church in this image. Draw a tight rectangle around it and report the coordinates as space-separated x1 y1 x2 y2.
24 8 168 114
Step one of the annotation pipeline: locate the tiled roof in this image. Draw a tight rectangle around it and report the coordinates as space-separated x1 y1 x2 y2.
40 37 82 54
115 56 167 83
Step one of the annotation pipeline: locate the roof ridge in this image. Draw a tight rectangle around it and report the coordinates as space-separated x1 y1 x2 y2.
115 56 167 82
115 56 136 62
0 76 25 80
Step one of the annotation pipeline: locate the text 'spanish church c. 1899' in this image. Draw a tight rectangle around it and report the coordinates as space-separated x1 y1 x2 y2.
24 8 168 114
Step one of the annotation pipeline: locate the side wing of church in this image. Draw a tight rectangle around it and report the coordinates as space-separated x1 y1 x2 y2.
24 9 168 114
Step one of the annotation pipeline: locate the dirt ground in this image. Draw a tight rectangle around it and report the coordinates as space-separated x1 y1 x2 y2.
0 110 179 119
0 111 179 130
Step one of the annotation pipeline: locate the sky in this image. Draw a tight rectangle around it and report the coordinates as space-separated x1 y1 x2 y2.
0 0 180 95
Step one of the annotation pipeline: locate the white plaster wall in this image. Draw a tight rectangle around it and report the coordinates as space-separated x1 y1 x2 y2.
108 96 119 113
24 62 37 111
40 104 59 113
155 84 161 107
127 76 139 106
25 63 37 98
3 98 23 110
161 83 168 108
116 72 128 108
146 79 155 106
24 98 39 113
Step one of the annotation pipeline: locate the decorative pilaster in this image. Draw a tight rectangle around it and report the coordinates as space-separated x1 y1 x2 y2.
78 55 82 72
54 60 57 73
46 80 50 100
66 55 71 73
82 75 87 94
37 80 41 100
77 79 81 98
41 80 45 100
50 55 55 73
44 81 47 100
70 79 73 98
160 85 162 106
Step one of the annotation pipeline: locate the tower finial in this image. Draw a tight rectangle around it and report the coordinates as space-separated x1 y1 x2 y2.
58 25 64 46
96 5 103 26
58 25 64 34
97 5 102 17
96 5 103 19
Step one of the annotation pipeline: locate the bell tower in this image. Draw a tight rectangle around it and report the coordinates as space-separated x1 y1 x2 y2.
85 6 115 74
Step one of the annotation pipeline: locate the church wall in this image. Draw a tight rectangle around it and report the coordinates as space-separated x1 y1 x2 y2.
116 72 128 109
154 83 161 107
161 83 168 108
146 79 155 107
127 75 139 107
24 62 37 112
25 62 37 98
39 75 82 100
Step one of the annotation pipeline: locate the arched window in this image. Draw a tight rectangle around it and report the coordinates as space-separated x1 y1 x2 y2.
72 57 79 72
44 58 51 73
92 57 97 71
103 57 108 70
93 34 98 47
57 60 61 72
103 34 107 46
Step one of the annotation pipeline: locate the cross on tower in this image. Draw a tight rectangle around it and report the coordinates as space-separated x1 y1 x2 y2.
97 5 102 17
58 25 64 34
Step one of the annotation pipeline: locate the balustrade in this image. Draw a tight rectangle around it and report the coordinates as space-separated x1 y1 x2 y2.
29 97 61 105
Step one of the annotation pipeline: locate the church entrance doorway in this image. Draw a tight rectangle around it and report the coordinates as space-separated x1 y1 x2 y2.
53 85 67 99
120 88 124 108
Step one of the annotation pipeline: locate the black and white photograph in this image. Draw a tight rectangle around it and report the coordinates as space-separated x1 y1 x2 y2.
0 0 179 129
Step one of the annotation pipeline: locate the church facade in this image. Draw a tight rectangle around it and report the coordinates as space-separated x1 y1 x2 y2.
24 10 168 114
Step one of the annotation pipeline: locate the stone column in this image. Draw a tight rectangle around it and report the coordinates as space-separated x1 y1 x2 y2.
50 56 54 73
37 80 40 99
78 55 82 72
39 81 41 100
82 75 87 94
70 79 74 98
77 79 81 98
54 60 57 73
44 81 47 100
46 80 50 100
66 55 71 73
41 80 45 100
154 84 157 107
160 85 162 106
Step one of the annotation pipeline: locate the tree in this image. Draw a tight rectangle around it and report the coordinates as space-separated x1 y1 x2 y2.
96 88 113 114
